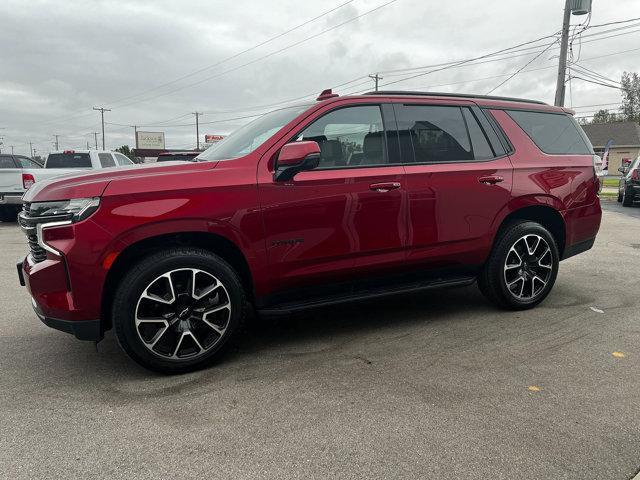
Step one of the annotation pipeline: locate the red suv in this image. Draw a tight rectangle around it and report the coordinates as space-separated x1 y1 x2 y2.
18 90 602 373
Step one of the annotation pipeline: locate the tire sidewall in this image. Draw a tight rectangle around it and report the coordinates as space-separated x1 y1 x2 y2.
113 250 244 373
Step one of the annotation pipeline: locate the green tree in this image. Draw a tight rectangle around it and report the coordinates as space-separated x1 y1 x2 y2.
115 145 141 163
620 71 640 122
591 109 620 124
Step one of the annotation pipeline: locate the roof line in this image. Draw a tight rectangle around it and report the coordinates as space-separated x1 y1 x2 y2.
362 90 547 105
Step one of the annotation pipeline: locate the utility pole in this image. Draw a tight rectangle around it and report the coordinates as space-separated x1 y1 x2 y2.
192 112 202 150
53 134 60 150
133 125 138 149
93 132 99 149
29 142 34 157
10 145 14 154
369 73 383 91
93 107 111 150
554 0 592 106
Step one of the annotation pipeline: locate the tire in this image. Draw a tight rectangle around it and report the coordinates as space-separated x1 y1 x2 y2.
617 191 623 202
112 247 247 374
478 221 559 310
622 189 634 207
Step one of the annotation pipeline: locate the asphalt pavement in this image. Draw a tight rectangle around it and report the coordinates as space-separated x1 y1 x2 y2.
0 200 639 479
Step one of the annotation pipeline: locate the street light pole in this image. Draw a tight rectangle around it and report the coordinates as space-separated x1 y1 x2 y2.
192 112 202 150
53 134 60 150
93 107 111 150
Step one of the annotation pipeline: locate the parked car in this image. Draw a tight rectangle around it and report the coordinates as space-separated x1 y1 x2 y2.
45 149 134 169
618 156 639 206
156 151 200 162
17 90 602 373
1 153 87 222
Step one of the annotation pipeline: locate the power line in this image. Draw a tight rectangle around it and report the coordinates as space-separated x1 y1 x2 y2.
486 39 559 95
103 1 357 108
571 76 622 90
108 0 400 110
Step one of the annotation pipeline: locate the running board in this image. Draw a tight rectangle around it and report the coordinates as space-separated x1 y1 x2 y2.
257 276 476 316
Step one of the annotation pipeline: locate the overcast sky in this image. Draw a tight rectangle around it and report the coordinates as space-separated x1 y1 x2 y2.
1 0 639 156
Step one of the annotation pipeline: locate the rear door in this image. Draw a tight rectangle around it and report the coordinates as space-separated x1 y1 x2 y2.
392 102 513 269
258 103 407 295
0 155 22 194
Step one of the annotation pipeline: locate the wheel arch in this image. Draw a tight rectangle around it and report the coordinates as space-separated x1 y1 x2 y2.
101 231 254 331
493 202 566 258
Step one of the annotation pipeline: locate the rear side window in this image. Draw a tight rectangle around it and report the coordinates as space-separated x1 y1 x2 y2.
98 153 116 168
506 110 592 154
0 155 16 168
463 109 494 160
46 153 92 168
395 105 476 163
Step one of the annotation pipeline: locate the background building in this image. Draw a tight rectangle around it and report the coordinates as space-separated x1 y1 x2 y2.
582 122 640 175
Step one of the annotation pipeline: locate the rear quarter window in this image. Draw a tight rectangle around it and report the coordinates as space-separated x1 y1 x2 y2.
46 153 92 168
506 110 592 155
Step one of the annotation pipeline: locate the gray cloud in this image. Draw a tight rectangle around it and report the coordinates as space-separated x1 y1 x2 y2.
1 0 638 155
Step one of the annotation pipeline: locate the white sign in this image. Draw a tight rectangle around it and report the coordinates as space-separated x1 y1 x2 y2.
136 131 165 149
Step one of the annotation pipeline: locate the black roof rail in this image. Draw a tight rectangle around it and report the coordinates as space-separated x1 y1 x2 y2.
362 90 547 106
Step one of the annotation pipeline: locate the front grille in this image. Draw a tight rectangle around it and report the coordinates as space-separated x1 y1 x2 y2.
20 202 47 263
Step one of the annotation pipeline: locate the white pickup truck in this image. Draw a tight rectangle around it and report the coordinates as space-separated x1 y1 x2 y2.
0 150 135 221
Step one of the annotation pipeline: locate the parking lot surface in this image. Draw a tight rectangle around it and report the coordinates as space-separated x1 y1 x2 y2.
0 200 639 480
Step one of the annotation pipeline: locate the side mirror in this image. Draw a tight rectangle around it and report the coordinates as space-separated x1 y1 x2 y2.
274 141 321 182
619 166 628 174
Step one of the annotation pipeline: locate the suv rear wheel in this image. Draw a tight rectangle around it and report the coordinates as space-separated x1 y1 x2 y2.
622 188 634 207
112 247 246 374
479 221 559 310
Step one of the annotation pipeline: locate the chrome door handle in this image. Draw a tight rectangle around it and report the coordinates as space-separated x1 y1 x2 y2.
478 175 504 185
369 182 401 193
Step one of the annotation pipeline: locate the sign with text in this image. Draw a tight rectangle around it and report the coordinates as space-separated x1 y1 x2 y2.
136 131 165 149
204 134 225 144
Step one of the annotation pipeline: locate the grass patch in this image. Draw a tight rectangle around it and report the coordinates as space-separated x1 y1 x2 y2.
603 178 620 187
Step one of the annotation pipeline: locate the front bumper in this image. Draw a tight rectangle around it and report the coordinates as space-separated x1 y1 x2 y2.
32 298 102 341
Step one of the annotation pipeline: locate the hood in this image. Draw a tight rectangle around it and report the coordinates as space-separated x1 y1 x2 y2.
23 161 219 202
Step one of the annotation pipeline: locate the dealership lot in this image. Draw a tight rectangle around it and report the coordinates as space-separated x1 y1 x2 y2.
0 201 638 480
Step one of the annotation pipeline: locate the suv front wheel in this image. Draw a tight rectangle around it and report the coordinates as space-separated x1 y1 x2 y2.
112 247 246 374
479 221 559 310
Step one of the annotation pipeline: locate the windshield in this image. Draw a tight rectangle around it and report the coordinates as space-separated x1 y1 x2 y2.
197 105 310 161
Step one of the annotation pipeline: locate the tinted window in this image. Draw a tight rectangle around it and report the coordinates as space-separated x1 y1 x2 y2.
506 110 592 154
463 108 494 160
297 105 386 168
157 154 196 162
15 156 41 168
0 155 16 168
114 153 133 165
46 153 92 168
98 153 116 168
396 105 472 163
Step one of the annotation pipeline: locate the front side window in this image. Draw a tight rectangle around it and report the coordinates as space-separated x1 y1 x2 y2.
16 157 41 168
99 153 116 168
197 105 310 162
114 153 133 165
506 110 592 155
296 105 386 168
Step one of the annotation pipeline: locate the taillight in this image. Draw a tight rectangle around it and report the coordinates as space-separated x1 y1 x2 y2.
592 155 603 177
22 173 35 189
632 169 639 181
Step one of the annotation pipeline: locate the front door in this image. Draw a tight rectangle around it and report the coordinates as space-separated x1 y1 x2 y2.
258 104 407 296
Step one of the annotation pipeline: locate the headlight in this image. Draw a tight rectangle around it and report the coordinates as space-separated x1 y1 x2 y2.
29 197 100 222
